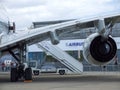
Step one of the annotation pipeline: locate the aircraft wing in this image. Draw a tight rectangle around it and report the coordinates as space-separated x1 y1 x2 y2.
0 10 120 51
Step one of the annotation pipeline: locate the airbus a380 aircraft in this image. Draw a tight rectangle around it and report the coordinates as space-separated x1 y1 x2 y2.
0 4 120 82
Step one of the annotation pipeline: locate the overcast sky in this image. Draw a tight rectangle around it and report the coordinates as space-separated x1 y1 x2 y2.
1 0 120 29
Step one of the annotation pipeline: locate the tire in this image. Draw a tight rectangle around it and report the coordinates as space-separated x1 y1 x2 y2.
59 70 65 75
24 68 32 80
10 68 18 82
33 70 39 75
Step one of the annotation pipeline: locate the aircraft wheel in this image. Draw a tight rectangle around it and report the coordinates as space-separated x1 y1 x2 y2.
24 68 32 80
10 68 18 82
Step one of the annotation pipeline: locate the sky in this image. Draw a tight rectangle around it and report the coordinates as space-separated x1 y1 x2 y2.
1 0 120 29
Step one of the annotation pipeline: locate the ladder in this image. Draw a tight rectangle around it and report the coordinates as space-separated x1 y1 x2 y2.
36 41 83 73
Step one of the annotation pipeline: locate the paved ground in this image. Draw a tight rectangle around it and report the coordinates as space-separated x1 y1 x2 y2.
0 72 120 90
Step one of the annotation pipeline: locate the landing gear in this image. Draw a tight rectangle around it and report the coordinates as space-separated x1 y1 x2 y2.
9 43 32 82
10 66 32 82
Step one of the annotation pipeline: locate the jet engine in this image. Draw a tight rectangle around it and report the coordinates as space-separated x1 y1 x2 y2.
83 33 117 65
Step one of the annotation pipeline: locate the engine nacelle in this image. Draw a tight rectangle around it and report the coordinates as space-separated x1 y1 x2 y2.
83 33 117 65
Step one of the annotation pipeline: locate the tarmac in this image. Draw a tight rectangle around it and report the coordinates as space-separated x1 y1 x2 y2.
0 72 120 90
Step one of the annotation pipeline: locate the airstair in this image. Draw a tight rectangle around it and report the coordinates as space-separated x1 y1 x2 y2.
36 41 83 73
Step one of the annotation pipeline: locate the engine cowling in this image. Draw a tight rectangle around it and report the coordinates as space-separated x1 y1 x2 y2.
83 33 117 65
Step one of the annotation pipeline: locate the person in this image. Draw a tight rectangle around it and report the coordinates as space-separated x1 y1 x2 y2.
1 63 5 72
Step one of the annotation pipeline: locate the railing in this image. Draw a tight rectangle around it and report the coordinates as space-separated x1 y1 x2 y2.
36 41 83 73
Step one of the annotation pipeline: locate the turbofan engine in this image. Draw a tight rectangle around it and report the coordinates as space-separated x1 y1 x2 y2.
83 33 117 65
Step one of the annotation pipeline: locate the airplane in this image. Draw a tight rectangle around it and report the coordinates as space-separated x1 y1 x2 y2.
0 4 120 82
